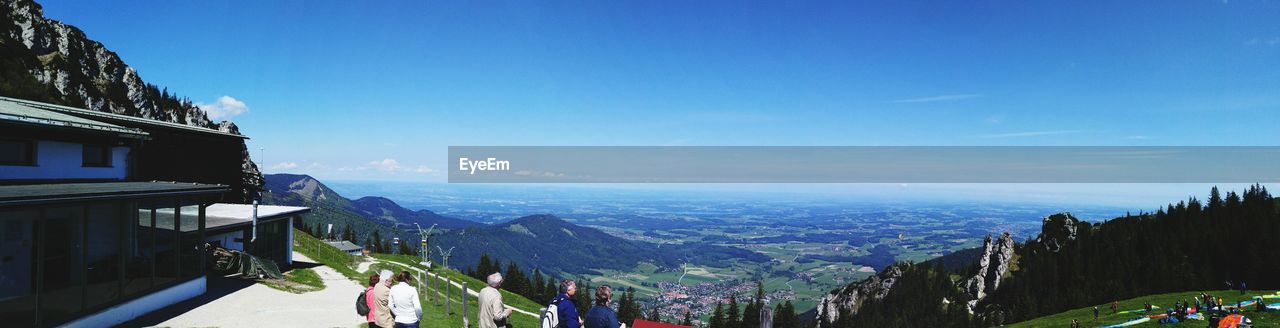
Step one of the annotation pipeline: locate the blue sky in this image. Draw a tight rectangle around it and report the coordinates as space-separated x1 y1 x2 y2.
38 1 1280 186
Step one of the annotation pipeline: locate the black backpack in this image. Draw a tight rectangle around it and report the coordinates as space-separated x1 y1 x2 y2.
356 290 371 316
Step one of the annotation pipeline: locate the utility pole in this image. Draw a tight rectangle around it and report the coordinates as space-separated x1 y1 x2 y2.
414 223 436 267
437 246 455 269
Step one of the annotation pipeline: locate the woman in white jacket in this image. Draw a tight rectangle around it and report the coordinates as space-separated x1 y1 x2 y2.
388 271 423 328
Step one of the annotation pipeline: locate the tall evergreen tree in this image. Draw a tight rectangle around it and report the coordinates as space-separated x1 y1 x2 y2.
681 310 693 326
726 295 741 328
742 282 764 328
531 268 546 302
709 302 725 328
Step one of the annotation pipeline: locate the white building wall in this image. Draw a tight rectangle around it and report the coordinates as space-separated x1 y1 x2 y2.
59 276 206 328
205 230 245 251
0 140 128 180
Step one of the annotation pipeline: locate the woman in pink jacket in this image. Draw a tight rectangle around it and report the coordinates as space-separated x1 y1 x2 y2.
366 274 381 327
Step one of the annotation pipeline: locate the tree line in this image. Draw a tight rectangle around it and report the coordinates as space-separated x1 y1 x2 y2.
826 185 1278 327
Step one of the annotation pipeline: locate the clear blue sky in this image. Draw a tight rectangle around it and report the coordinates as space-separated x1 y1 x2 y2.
38 0 1280 184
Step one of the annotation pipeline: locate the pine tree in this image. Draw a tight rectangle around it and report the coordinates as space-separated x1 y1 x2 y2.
545 279 559 304
505 262 529 297
619 287 640 325
709 302 725 328
742 282 763 328
531 268 546 302
682 310 693 326
647 306 661 322
476 254 493 280
726 295 741 328
370 230 383 253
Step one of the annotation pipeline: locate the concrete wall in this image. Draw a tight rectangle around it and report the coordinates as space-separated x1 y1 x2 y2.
60 276 206 328
0 140 128 180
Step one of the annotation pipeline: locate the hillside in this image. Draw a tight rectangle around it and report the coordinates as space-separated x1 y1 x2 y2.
0 0 261 201
293 229 543 328
432 214 770 276
814 185 1279 327
1011 289 1280 327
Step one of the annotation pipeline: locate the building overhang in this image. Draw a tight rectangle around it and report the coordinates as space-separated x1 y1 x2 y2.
0 181 229 207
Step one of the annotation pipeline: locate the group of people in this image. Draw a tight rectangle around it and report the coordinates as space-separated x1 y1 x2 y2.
365 270 424 328
539 279 625 328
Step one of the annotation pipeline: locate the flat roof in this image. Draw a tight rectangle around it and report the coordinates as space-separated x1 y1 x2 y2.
204 204 311 231
325 241 364 252
0 98 149 138
0 96 246 139
0 182 229 206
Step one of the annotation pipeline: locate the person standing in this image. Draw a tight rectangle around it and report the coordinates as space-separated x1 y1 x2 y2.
389 271 423 328
550 279 582 328
479 272 514 328
374 270 395 328
1092 306 1099 321
366 274 382 327
584 285 620 328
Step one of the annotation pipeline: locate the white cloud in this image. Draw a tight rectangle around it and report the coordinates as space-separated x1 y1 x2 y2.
271 162 298 169
195 96 249 120
359 158 434 173
977 130 1082 138
889 94 984 103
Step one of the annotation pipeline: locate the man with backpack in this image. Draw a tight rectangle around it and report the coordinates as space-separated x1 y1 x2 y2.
542 279 582 328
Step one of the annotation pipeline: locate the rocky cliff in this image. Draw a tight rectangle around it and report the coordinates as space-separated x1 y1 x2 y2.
963 232 1015 313
1 0 261 200
814 263 906 324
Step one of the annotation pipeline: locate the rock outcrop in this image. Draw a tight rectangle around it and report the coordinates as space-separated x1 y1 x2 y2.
815 263 907 324
963 232 1015 313
1036 212 1080 253
2 0 262 201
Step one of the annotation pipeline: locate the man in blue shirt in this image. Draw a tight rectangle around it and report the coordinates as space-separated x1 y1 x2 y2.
549 279 582 328
585 285 620 328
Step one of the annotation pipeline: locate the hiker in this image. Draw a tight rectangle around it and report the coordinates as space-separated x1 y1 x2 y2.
374 270 396 328
1111 301 1118 314
389 271 422 328
550 279 583 328
1070 319 1079 328
585 285 620 328
479 272 514 328
1241 281 1247 294
366 274 382 327
1093 306 1099 321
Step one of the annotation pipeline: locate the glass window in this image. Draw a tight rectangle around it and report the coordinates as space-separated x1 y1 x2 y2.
82 144 111 167
179 205 202 279
0 209 38 327
38 206 85 326
153 206 178 286
124 206 155 296
84 203 123 310
0 139 35 166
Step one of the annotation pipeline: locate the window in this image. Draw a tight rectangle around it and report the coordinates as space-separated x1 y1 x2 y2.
82 144 111 167
124 206 155 296
0 210 38 327
38 206 86 326
0 139 35 166
85 203 124 310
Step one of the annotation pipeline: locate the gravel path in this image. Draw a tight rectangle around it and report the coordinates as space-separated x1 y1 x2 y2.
150 252 367 328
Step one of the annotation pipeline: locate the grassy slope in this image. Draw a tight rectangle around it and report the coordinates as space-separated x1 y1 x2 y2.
293 228 542 328
1010 290 1280 328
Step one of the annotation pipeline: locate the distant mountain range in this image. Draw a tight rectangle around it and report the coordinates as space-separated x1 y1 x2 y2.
432 214 769 276
262 173 768 276
263 173 478 230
